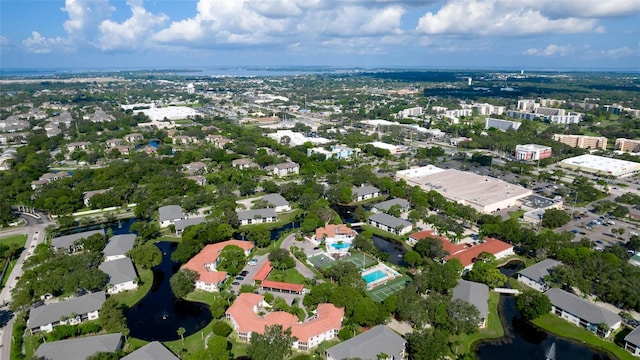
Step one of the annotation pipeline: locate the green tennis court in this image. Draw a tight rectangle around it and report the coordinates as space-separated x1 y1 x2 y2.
367 276 411 302
339 252 377 269
308 253 335 270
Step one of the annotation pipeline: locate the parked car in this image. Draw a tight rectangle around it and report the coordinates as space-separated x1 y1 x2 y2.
240 270 249 277
248 258 258 266
232 281 240 286
235 276 244 281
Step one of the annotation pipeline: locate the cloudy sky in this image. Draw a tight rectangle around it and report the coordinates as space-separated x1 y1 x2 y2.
1 0 639 70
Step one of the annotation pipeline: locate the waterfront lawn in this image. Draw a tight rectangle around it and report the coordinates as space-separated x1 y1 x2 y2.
163 320 216 358
185 290 220 304
111 268 154 308
267 268 306 284
0 234 27 286
239 209 302 232
0 234 27 247
450 291 504 357
532 314 635 360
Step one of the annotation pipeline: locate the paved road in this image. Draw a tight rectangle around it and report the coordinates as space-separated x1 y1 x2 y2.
280 233 316 279
0 213 53 360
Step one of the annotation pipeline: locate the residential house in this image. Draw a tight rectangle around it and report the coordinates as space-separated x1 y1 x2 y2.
124 133 144 143
624 326 640 357
158 205 185 228
99 258 139 295
105 138 122 148
325 325 406 360
232 158 258 169
444 238 514 271
260 193 291 212
66 141 91 153
307 145 360 160
352 186 380 202
175 217 207 235
517 259 561 292
225 293 344 351
83 188 110 207
182 161 207 175
367 213 413 235
452 280 489 328
51 229 105 252
182 240 254 292
103 234 136 261
27 291 106 334
260 280 305 294
372 198 410 214
187 175 207 186
121 341 180 360
315 224 357 243
269 162 300 177
113 145 131 156
172 135 199 145
31 171 71 190
545 288 622 337
237 208 277 226
34 333 122 360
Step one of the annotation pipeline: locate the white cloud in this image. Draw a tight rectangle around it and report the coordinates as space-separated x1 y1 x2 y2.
22 32 71 54
519 0 640 19
600 46 635 58
416 0 603 36
0 36 9 46
524 44 574 57
62 0 115 41
98 0 168 51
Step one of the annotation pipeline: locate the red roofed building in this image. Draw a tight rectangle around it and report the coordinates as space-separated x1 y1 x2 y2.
261 280 304 294
444 237 514 270
253 261 273 282
226 293 344 351
408 230 467 256
315 224 357 243
182 240 254 292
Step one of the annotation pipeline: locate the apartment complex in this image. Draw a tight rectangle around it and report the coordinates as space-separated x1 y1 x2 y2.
552 134 607 150
615 138 640 153
515 144 552 161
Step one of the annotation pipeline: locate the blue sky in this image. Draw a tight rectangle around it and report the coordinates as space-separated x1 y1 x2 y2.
1 0 639 71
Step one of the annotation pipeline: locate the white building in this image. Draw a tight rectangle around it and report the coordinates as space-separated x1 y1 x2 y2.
397 106 423 118
367 141 406 155
485 118 521 131
550 114 582 124
514 144 552 161
559 154 640 178
517 259 561 292
158 205 185 228
27 292 106 334
99 258 139 295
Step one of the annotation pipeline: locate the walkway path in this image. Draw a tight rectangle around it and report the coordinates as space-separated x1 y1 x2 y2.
280 233 316 279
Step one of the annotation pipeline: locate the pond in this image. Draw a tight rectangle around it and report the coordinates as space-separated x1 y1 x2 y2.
475 295 612 360
498 259 525 277
372 235 407 267
125 241 212 341
55 217 139 237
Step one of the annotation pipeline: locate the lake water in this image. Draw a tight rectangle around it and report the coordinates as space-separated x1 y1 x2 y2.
125 241 212 341
475 294 612 360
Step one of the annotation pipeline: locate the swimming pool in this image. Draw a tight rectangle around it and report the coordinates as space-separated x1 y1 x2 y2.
331 243 351 249
362 270 387 284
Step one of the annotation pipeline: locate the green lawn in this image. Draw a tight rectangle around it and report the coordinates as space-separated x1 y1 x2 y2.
451 292 504 357
508 210 525 220
532 314 635 360
359 224 406 243
185 290 220 304
162 320 217 358
111 268 154 308
0 234 27 247
267 268 306 284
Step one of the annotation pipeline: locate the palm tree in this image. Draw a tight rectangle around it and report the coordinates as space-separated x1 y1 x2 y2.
177 327 186 344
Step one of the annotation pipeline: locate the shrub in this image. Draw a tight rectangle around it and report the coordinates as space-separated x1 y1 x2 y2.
211 321 233 337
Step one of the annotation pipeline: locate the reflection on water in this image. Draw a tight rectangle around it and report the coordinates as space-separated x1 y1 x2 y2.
475 295 612 360
126 241 212 341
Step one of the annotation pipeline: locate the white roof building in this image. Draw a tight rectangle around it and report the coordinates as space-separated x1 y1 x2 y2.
559 154 640 178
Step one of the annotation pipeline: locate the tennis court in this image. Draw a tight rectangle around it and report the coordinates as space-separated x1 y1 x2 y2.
367 276 411 302
339 252 377 269
308 253 335 270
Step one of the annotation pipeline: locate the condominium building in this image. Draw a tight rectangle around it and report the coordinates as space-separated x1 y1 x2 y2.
615 138 640 153
552 134 607 150
515 144 552 161
485 118 521 131
550 115 582 124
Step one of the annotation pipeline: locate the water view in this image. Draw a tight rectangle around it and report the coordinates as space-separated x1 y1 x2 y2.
476 295 612 360
126 241 212 341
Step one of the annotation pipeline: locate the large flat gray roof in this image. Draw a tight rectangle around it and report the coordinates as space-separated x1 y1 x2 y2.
325 325 405 360
368 212 412 229
28 291 106 330
52 229 105 250
518 259 561 284
236 208 277 221
121 341 179 360
261 193 289 207
103 234 136 257
99 257 137 286
175 217 207 232
624 326 640 347
158 205 184 222
352 185 380 197
34 333 121 360
452 279 489 320
545 288 621 327
373 198 410 212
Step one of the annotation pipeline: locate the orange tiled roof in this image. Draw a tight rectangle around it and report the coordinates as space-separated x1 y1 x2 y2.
181 240 254 285
253 261 273 282
409 230 467 256
226 293 344 343
315 224 357 239
444 237 513 268
260 280 304 293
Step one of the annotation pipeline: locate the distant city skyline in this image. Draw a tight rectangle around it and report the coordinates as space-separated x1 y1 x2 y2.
1 0 639 71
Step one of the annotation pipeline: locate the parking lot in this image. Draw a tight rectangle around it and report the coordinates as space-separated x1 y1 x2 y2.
557 210 639 251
